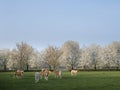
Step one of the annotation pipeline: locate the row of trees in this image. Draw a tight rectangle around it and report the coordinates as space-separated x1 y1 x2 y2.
0 41 120 71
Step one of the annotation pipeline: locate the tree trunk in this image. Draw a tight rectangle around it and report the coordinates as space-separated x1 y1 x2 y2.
53 65 56 70
71 65 74 70
94 64 96 70
26 64 29 71
48 65 52 71
4 65 7 71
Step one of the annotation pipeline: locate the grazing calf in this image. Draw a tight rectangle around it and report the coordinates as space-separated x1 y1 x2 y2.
40 68 50 80
53 70 62 79
14 70 24 78
71 70 78 76
35 72 40 83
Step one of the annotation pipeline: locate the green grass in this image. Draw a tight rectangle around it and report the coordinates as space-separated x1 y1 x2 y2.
0 71 120 90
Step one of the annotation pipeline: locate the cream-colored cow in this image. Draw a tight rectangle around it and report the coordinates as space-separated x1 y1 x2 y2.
71 70 78 76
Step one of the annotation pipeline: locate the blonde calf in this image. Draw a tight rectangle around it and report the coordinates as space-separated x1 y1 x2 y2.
71 70 78 76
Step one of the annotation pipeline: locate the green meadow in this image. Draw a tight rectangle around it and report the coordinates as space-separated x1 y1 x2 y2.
0 71 120 90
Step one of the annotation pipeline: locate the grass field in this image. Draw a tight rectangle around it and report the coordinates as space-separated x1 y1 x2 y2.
0 71 120 90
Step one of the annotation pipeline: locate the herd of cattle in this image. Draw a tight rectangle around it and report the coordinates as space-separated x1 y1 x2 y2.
14 69 78 83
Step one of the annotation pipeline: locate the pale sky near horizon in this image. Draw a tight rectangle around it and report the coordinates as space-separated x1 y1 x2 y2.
0 0 120 51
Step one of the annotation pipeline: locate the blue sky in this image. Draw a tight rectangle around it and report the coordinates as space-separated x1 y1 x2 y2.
0 0 120 50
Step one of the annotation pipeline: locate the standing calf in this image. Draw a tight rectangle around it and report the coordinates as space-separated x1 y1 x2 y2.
40 68 50 80
71 70 78 76
53 70 62 79
35 72 40 83
14 70 24 78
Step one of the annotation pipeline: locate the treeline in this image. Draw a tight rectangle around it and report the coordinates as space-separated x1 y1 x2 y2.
0 41 120 71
